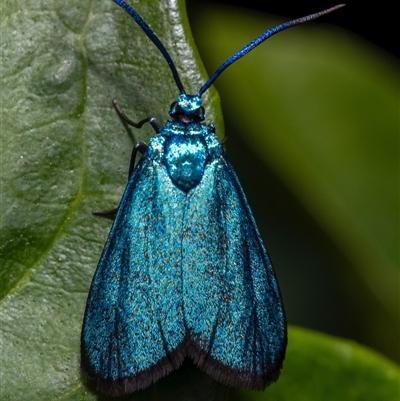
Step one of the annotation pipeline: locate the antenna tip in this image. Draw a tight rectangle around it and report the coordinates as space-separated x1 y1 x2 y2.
329 4 346 11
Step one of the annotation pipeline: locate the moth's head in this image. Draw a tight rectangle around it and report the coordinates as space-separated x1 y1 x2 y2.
169 94 205 122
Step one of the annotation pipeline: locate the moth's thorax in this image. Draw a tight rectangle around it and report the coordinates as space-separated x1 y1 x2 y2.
147 121 222 192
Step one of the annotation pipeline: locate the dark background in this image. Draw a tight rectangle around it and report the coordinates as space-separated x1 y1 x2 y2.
190 1 398 58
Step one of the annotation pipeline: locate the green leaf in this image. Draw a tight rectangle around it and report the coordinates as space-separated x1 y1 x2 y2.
190 3 399 358
230 327 400 401
0 0 221 399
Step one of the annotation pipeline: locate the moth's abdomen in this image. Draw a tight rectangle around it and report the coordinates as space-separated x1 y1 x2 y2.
164 135 208 192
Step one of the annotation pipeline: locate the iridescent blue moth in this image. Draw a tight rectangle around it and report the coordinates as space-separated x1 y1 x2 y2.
81 1 345 396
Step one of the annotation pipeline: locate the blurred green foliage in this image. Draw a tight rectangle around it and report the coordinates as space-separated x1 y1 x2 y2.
231 327 399 401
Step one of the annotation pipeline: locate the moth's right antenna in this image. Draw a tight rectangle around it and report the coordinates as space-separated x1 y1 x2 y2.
198 4 345 97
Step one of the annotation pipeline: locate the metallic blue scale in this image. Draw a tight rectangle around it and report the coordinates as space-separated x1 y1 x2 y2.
81 0 345 396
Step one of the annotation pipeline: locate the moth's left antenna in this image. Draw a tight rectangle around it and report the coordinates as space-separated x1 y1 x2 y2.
112 0 185 94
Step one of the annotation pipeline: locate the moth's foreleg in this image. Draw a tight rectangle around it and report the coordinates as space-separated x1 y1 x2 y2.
93 99 154 217
112 99 161 133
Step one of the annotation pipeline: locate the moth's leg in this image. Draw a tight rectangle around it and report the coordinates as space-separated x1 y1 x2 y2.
209 123 228 145
92 142 148 216
92 99 154 217
92 207 119 217
128 142 148 178
220 136 228 145
112 99 161 133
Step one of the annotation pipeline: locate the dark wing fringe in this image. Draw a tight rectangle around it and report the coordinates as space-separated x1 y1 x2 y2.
187 338 287 391
81 338 188 397
82 332 286 396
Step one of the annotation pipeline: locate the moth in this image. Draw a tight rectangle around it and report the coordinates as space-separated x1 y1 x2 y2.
81 0 344 396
